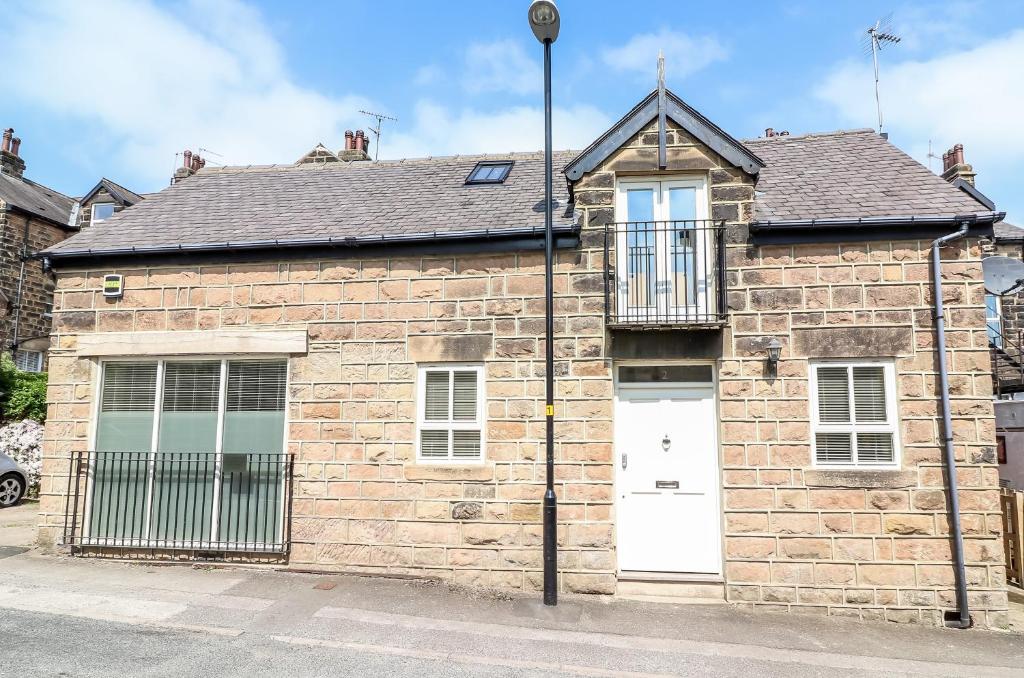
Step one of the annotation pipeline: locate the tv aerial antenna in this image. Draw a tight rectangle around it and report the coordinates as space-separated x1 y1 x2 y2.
862 13 901 134
359 110 398 161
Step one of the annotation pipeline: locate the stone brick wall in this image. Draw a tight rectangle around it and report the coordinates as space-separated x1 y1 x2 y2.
720 239 1005 628
0 207 68 359
570 119 1006 628
38 246 617 594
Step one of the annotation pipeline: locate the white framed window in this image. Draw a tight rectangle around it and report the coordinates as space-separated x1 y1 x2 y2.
91 203 116 223
986 293 1002 347
809 361 900 468
416 364 485 463
14 349 43 372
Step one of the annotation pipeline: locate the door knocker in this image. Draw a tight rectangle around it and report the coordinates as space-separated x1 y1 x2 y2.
662 434 671 451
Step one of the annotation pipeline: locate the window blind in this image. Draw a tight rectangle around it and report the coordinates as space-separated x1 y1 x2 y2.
417 366 483 462
162 362 220 412
226 360 287 412
816 367 850 423
101 362 158 412
812 362 897 467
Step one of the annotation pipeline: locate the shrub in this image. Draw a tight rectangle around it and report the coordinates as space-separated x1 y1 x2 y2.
0 353 47 423
0 419 43 493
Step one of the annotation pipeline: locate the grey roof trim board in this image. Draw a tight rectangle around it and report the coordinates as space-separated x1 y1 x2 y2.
44 223 580 260
950 178 995 210
750 211 1005 245
563 89 765 181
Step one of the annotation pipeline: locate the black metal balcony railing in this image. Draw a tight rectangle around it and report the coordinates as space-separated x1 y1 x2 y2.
990 326 1024 397
63 451 294 555
604 219 727 326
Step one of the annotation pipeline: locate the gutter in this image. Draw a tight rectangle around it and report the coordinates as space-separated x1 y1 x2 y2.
40 223 581 264
750 212 1005 245
930 215 974 629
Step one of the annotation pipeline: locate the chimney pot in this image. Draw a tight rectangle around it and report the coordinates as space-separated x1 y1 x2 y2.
183 150 193 168
9 137 20 156
1 128 11 153
199 157 206 169
953 143 964 166
940 143 977 187
344 130 354 151
764 128 775 137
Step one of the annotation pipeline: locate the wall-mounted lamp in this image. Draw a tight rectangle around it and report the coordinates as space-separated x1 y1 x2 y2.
766 337 783 364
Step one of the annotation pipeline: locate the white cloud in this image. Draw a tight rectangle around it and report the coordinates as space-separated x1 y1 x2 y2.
603 29 727 81
384 101 611 158
461 40 542 95
814 29 1024 220
5 0 371 187
5 0 606 192
414 64 445 87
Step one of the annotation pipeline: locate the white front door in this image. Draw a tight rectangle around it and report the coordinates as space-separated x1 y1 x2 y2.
614 367 721 575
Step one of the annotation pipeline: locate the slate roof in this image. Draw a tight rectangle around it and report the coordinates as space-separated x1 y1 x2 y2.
0 171 76 227
47 128 996 258
47 151 577 256
745 129 990 222
994 221 1024 241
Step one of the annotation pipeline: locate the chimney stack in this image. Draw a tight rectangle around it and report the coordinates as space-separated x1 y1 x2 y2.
941 143 976 186
339 129 370 162
173 149 203 183
0 127 26 178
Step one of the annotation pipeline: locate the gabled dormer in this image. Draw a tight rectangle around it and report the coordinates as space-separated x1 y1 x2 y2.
566 88 761 328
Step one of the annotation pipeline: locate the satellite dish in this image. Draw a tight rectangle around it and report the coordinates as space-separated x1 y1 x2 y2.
983 256 1024 295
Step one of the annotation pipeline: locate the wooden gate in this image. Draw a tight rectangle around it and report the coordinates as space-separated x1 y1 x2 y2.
1001 488 1024 586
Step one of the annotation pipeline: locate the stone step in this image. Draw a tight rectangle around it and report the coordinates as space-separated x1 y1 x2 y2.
616 578 726 604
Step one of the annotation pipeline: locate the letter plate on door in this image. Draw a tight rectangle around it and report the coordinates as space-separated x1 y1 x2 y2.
655 480 679 489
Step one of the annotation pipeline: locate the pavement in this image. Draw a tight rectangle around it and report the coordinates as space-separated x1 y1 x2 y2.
1 506 1023 677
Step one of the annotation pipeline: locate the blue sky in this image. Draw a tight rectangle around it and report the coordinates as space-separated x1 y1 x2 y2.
5 0 1023 221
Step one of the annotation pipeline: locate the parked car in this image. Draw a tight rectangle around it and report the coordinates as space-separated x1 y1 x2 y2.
0 453 28 507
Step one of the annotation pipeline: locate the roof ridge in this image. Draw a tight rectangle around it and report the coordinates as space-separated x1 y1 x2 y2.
743 128 876 144
201 149 583 174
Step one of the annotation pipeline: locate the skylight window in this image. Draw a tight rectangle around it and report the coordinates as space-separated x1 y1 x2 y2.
466 161 513 184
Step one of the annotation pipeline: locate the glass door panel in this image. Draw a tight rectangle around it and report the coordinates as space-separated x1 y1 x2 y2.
624 188 657 313
151 361 220 543
90 362 156 541
666 186 700 312
220 360 287 546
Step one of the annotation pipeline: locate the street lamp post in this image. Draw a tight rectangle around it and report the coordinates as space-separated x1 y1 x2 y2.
528 0 560 607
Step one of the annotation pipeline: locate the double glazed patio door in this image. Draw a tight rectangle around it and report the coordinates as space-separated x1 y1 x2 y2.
86 359 288 550
615 178 710 321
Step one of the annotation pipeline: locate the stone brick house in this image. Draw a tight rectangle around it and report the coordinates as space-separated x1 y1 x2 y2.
38 91 1010 628
0 128 78 372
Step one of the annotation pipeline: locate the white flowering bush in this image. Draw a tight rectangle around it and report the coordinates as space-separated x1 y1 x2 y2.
0 419 43 493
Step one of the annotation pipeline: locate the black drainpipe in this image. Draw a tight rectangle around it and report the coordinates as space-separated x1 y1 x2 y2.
931 216 973 629
9 215 30 354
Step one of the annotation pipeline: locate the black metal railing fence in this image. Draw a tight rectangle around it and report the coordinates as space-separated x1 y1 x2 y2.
604 219 727 325
63 451 293 554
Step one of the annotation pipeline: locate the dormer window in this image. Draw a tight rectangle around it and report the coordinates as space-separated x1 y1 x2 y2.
91 203 116 222
465 161 513 184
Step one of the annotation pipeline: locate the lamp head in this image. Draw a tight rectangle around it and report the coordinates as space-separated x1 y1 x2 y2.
528 0 559 43
766 337 783 363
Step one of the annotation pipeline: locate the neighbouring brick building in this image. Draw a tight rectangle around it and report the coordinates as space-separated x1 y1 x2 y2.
0 128 78 372
0 128 143 375
38 90 1010 628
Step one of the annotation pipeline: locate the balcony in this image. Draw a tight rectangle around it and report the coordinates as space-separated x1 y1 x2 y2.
604 219 727 327
63 451 294 556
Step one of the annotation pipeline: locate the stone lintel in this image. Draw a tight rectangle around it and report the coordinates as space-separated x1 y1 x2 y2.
76 329 308 356
791 326 914 358
408 334 493 363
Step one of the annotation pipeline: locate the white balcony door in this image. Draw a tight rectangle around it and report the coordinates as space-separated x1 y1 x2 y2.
615 178 709 321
